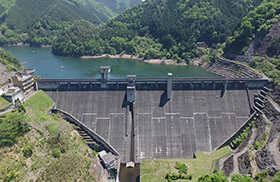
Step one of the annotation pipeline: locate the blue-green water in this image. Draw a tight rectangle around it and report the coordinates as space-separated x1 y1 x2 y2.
4 46 219 79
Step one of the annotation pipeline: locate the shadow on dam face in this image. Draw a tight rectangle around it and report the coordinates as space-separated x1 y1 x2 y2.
159 91 169 107
45 87 260 162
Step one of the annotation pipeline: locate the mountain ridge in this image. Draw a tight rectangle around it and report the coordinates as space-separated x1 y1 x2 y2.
0 0 142 46
52 0 264 60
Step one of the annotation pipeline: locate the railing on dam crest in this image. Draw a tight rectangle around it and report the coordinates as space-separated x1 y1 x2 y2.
37 77 269 91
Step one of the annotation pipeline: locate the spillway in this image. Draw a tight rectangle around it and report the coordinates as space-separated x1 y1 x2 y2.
42 77 264 162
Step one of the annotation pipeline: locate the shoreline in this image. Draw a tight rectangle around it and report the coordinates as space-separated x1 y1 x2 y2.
5 43 52 48
3 44 187 66
81 54 187 66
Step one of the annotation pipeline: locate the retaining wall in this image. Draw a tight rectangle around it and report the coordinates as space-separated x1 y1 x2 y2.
0 103 14 113
51 108 119 156
214 111 257 150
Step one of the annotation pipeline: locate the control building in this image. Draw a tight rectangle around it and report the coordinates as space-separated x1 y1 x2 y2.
12 69 35 97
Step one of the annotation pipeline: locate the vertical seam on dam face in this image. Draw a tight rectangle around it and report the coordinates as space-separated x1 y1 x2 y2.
246 87 252 111
125 105 130 162
125 103 135 162
130 103 135 162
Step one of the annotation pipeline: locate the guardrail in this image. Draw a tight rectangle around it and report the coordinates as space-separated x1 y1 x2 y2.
38 77 268 83
37 77 269 91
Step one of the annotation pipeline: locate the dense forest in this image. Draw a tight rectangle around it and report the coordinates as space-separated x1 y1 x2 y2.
0 0 141 46
52 0 264 61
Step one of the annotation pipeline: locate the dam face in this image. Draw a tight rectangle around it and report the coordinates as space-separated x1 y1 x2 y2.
41 78 265 162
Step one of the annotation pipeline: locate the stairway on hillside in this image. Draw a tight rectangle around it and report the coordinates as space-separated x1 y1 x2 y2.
76 127 100 151
253 86 272 113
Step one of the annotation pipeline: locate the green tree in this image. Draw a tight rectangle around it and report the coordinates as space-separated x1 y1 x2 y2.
272 172 280 182
232 174 253 182
198 171 228 182
0 23 8 34
0 36 8 44
4 30 14 38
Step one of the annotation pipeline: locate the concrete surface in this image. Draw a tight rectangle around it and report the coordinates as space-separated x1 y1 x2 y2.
46 89 260 162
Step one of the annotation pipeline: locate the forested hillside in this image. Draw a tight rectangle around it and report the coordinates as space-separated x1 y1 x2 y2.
52 0 263 61
225 0 280 55
0 91 103 182
94 0 142 14
218 0 280 83
0 0 138 46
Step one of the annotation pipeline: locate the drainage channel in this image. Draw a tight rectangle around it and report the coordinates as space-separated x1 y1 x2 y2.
119 102 140 182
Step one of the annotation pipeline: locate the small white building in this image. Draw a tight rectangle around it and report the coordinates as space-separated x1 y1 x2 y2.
98 150 118 171
2 87 24 104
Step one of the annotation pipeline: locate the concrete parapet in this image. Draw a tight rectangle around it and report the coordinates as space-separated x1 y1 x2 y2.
51 108 119 156
37 78 269 91
245 80 268 89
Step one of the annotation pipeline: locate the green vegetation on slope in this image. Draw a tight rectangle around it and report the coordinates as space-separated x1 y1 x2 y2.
269 34 280 56
250 56 280 82
0 47 22 71
52 0 263 61
94 0 142 14
219 0 280 83
142 147 280 182
0 0 118 46
0 0 15 21
0 91 99 181
0 96 10 110
233 121 255 148
23 90 54 120
225 0 280 54
0 111 29 147
70 0 117 22
198 171 280 182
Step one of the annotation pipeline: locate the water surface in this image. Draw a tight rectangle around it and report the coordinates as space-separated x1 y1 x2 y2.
4 46 219 79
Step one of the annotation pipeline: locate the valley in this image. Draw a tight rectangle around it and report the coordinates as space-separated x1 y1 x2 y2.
1 0 280 181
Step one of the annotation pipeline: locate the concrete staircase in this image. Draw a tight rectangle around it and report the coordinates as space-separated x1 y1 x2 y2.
253 86 272 112
76 127 99 151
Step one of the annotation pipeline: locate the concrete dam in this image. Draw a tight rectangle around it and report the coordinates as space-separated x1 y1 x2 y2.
37 75 268 163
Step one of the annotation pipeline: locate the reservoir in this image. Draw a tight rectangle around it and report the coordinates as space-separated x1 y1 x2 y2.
4 46 219 79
